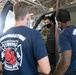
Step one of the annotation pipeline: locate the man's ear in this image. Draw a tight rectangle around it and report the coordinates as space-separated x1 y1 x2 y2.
26 14 31 21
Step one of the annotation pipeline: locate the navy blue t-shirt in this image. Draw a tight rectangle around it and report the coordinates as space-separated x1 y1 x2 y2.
58 25 76 71
0 26 48 75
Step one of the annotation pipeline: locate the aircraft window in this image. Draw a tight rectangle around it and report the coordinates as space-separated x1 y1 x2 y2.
3 10 15 33
0 15 1 31
0 14 1 26
27 19 34 29
35 20 45 31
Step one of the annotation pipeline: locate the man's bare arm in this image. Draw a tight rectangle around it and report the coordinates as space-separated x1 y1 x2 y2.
38 56 51 74
0 62 2 75
54 50 72 75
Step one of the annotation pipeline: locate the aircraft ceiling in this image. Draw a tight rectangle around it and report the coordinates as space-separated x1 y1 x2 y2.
0 0 76 15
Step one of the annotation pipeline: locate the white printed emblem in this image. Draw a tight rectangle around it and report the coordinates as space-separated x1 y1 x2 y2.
73 29 76 35
0 40 23 71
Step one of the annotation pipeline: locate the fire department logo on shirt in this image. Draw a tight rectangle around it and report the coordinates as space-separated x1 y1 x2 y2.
0 40 23 71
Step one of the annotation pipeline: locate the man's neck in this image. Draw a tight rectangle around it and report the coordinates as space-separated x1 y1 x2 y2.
62 21 72 29
15 20 27 27
66 21 72 27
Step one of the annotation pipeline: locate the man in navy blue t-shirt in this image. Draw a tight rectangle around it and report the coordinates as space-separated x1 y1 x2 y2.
54 9 76 75
0 1 51 75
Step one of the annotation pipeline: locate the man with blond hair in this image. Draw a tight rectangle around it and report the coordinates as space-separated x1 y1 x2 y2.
0 1 51 75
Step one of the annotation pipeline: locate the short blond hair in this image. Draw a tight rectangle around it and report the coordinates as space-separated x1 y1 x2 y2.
13 1 30 21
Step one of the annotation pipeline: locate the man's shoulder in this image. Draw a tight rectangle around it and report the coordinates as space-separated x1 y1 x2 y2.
41 27 50 32
0 32 6 38
65 25 76 31
27 27 40 34
62 25 76 35
58 26 76 41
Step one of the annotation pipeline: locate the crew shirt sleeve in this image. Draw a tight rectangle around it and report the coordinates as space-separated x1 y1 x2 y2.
33 31 48 61
58 31 72 53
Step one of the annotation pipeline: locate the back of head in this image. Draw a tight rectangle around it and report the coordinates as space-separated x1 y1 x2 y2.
13 1 30 21
56 9 71 23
